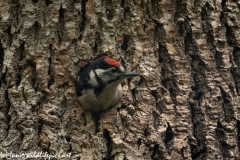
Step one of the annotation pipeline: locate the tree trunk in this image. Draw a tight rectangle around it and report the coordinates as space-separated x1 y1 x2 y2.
0 0 240 159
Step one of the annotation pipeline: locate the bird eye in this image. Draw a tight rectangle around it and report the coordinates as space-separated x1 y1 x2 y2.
111 68 117 73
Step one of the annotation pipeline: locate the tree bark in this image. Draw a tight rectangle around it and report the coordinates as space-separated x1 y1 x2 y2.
0 0 240 159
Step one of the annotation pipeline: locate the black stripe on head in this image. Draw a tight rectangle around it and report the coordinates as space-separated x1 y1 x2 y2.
76 56 122 96
93 69 121 96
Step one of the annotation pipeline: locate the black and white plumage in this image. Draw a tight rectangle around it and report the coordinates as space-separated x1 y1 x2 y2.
76 56 139 112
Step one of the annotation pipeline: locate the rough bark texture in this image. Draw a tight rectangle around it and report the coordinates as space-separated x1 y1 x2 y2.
0 0 240 160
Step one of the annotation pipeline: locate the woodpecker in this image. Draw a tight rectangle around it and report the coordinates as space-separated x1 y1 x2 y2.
76 56 139 112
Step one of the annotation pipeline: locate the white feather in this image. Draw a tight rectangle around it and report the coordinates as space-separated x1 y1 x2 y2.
78 79 123 112
78 65 128 112
95 68 117 82
88 70 98 87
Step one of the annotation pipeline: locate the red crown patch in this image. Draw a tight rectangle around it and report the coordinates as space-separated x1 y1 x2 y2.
104 57 121 67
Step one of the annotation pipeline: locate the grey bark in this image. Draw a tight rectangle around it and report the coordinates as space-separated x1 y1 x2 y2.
0 0 240 160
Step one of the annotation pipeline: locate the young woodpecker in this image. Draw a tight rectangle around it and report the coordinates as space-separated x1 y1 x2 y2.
76 56 139 112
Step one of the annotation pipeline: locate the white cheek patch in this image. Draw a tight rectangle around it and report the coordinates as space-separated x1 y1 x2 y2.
95 68 106 76
95 68 115 82
119 66 125 72
88 70 98 86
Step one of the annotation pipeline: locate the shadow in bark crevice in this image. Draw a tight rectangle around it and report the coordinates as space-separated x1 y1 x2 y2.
231 47 240 95
26 60 37 90
189 102 207 160
6 26 12 47
78 0 87 40
121 34 130 51
0 42 4 87
164 122 173 144
45 0 52 6
237 121 240 154
151 143 159 160
219 87 234 123
185 32 207 160
216 120 228 159
5 90 11 139
103 129 114 160
58 5 65 42
152 19 165 43
158 43 178 105
33 21 40 41
15 42 25 87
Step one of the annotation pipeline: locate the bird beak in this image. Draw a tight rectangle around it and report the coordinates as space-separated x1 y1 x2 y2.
120 71 140 78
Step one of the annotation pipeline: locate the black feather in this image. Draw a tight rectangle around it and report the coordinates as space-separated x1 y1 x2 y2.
76 56 119 97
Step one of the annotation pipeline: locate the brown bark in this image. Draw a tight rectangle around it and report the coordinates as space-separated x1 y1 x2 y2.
0 0 240 159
